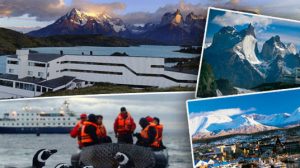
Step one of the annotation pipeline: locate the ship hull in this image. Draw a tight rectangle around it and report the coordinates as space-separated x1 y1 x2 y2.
0 126 73 134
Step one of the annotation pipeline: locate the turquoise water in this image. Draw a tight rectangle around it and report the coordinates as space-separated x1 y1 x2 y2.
27 45 198 58
0 56 6 73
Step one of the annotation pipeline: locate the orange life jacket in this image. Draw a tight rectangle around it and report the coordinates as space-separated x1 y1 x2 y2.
80 121 99 144
140 123 161 148
116 113 134 134
76 121 84 146
152 124 163 147
97 124 107 138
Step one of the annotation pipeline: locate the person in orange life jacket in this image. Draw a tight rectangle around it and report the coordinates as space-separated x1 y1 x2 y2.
145 116 154 123
70 113 87 149
134 118 157 148
80 114 100 147
153 117 166 149
96 115 112 143
114 107 136 144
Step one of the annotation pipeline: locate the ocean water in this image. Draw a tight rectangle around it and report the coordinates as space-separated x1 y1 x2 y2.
27 45 198 58
0 56 6 73
0 132 193 168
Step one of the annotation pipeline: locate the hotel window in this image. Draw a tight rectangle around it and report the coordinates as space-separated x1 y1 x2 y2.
28 71 33 76
0 80 13 87
8 68 14 73
7 60 18 65
38 72 44 77
37 86 41 92
28 62 35 66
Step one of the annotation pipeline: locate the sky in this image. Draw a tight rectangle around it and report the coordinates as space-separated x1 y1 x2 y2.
1 0 300 33
188 88 300 117
205 8 300 50
0 92 194 133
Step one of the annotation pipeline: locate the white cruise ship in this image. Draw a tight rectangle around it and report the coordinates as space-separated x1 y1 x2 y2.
0 101 78 133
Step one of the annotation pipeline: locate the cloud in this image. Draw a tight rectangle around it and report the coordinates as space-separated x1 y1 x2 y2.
212 11 272 29
190 107 256 118
0 0 125 21
122 0 207 24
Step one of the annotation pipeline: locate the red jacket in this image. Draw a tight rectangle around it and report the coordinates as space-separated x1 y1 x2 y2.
114 112 136 134
70 121 84 138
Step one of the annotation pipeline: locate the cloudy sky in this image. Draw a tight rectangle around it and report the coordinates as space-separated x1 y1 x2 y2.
1 0 300 33
205 8 300 50
188 88 300 117
0 92 194 133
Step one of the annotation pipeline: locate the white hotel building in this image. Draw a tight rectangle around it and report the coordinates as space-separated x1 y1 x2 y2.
0 50 197 98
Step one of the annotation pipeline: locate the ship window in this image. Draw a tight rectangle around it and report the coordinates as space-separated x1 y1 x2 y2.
3 124 5 126
73 123 76 125
58 118 60 120
32 113 34 116
48 123 51 125
12 123 14 126
26 123 29 125
32 123 34 125
68 118 70 120
58 123 60 125
63 118 65 120
43 123 46 126
16 123 19 126
42 87 47 92
63 123 65 125
68 123 70 125
27 118 29 121
53 118 56 120
22 123 24 126
27 114 29 116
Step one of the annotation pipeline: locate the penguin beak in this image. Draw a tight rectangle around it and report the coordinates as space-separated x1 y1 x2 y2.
50 149 58 154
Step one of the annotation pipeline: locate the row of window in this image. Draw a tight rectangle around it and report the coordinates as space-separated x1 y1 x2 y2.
28 62 48 67
61 69 123 75
1 122 76 126
0 79 13 87
27 71 44 78
16 117 72 121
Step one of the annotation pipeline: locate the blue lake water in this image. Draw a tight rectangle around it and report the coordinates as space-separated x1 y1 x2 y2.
27 45 198 58
0 56 6 73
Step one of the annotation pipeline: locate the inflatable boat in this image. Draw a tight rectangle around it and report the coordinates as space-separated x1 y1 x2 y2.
71 143 169 168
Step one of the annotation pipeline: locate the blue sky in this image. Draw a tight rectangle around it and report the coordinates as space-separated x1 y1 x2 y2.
205 8 300 50
188 88 300 116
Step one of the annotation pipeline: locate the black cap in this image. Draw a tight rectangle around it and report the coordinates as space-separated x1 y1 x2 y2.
120 107 127 112
153 117 160 124
96 115 103 119
88 114 97 123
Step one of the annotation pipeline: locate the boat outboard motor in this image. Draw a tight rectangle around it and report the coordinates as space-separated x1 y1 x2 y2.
32 149 57 168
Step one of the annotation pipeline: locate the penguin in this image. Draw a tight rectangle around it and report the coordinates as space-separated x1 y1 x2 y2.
32 149 57 168
114 152 135 168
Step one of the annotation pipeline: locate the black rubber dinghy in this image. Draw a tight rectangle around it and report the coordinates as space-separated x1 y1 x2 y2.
72 143 168 168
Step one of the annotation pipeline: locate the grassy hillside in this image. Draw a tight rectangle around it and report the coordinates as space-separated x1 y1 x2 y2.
41 83 195 97
0 28 143 55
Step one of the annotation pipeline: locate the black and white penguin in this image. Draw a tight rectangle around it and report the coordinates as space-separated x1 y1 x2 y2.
32 149 57 168
114 152 135 168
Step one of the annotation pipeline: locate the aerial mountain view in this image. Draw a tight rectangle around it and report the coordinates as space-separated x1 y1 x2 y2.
188 88 300 167
197 8 300 97
0 0 206 99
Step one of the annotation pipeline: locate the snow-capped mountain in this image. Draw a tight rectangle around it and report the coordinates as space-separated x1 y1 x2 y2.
192 113 277 139
28 8 128 37
27 8 205 45
191 107 300 139
205 24 300 90
261 35 287 61
204 24 265 88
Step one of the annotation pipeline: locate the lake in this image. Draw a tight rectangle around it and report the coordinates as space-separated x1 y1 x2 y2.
27 45 198 58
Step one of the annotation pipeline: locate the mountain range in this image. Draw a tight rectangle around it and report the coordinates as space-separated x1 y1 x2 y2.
204 24 300 89
27 8 205 45
190 107 300 139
